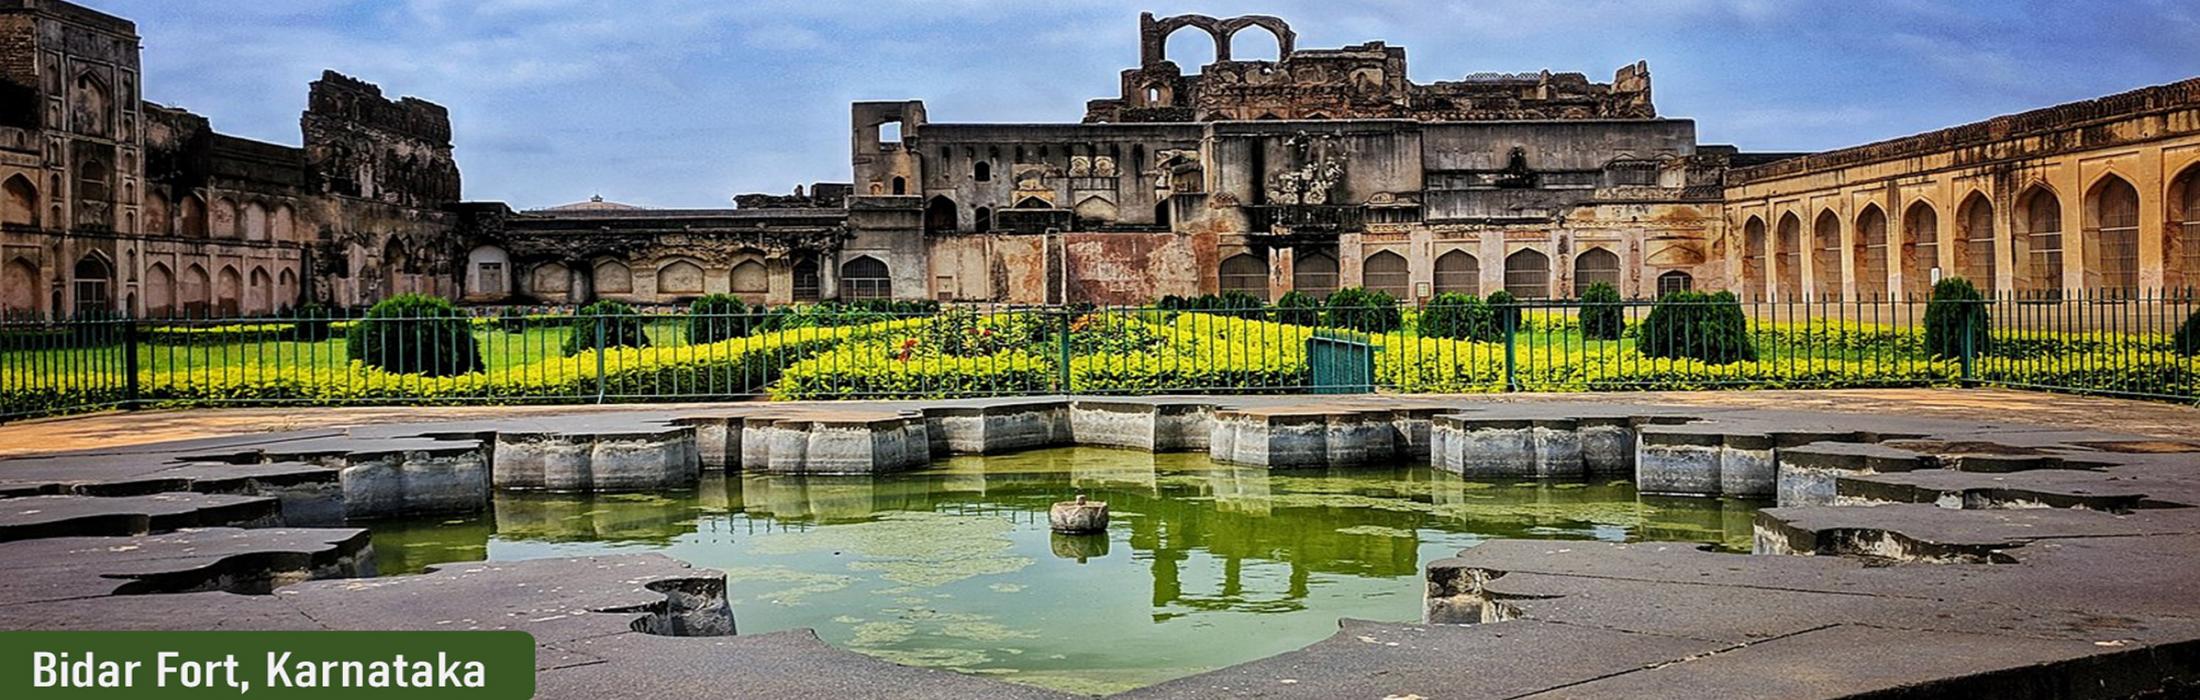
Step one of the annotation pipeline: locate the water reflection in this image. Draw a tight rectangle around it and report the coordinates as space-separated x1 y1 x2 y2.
367 447 1759 694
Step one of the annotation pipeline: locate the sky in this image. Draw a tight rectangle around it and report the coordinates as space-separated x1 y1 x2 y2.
97 0 2200 210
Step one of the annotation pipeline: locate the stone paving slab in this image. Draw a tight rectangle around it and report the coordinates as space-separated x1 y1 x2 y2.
1120 618 1724 699
1756 503 2200 560
0 492 280 541
1515 624 2183 700
0 528 371 608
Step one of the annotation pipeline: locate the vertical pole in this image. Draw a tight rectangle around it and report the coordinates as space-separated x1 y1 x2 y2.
1959 297 1976 385
593 315 607 403
1502 307 1518 392
1057 307 1073 395
122 315 140 408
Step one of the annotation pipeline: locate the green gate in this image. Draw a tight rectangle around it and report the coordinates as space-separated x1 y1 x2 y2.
1306 330 1377 394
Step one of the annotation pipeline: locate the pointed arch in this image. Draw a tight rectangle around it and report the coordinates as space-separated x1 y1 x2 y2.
2016 185 2064 296
215 264 242 316
277 267 297 309
840 255 891 300
890 176 907 195
1219 252 1268 300
1956 191 1996 293
1900 200 1940 299
144 261 174 317
1573 247 1621 298
1773 212 1802 300
2084 174 2140 295
3 256 39 318
593 259 633 295
730 259 767 301
1656 270 1694 297
246 265 273 315
1852 204 1888 298
242 201 269 241
973 161 991 182
1740 216 1766 301
1434 249 1479 296
792 257 821 302
1504 248 1551 299
179 263 209 316
656 258 705 297
2 174 36 227
179 194 207 238
212 197 239 239
1292 249 1337 296
973 206 993 233
1811 210 1842 299
2170 163 2200 292
1364 250 1410 299
924 195 957 232
71 253 111 316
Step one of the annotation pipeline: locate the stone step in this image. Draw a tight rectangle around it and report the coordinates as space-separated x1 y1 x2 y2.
0 493 281 541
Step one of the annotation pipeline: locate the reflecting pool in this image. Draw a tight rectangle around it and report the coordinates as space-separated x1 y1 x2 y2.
369 447 1759 695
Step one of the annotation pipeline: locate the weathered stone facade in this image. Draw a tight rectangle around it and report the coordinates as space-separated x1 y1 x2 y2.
6 3 2199 316
0 0 459 318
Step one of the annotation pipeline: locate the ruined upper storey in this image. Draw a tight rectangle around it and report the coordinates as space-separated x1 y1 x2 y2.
301 70 460 209
1084 13 1655 124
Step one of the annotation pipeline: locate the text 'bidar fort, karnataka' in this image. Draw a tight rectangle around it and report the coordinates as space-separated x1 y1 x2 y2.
5 3 2200 318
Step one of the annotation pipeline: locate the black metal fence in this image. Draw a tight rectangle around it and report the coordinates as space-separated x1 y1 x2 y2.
3 290 2196 421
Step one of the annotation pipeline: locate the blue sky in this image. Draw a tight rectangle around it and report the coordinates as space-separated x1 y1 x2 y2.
100 0 2200 209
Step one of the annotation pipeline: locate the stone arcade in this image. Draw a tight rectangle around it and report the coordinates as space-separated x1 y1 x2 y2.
4 3 2200 316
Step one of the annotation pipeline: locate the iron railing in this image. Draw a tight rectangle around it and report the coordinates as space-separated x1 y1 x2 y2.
3 290 2196 421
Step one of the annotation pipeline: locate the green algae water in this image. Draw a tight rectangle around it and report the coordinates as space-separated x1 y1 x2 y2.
368 448 1759 695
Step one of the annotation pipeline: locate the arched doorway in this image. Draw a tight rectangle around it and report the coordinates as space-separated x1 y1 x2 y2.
1812 210 1841 300
1853 205 1888 298
2017 187 2063 296
1957 193 1995 292
1363 250 1411 299
2086 176 2140 295
1740 216 1766 300
72 254 111 317
1774 213 1802 300
1219 253 1268 300
1573 247 1620 298
1434 250 1479 296
925 195 957 233
1292 250 1337 297
1900 202 1939 299
792 258 821 303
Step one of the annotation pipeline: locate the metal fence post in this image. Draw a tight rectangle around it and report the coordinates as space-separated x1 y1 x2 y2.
593 315 607 403
1502 306 1518 392
1959 298 1976 385
122 315 140 408
1056 308 1073 394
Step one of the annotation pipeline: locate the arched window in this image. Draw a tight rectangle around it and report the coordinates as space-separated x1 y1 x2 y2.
792 258 821 302
890 176 907 195
840 256 891 300
144 262 174 317
144 191 170 235
2017 187 2063 296
2 175 36 227
973 206 993 233
1504 249 1551 299
1957 193 1995 292
1812 210 1841 300
1364 250 1410 299
72 254 110 317
277 268 297 309
1901 202 1939 299
1153 200 1170 229
73 73 112 137
1853 205 1888 298
1434 250 1479 295
2172 166 2200 292
2086 176 2140 296
1293 250 1338 297
272 204 295 241
924 195 957 232
1219 253 1268 300
212 197 239 239
974 161 991 182
1573 247 1621 298
1228 25 1284 61
1774 213 1802 300
1163 25 1219 68
1656 270 1693 298
1740 216 1766 300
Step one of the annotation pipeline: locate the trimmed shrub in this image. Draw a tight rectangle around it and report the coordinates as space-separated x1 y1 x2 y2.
1923 277 1991 360
2173 308 2200 357
343 294 483 377
1274 290 1324 326
1324 287 1402 333
563 300 650 356
1417 292 1498 341
687 294 767 345
1485 289 1521 334
1579 282 1624 340
1636 290 1755 364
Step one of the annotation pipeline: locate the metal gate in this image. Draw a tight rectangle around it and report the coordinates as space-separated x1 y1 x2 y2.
1306 331 1376 394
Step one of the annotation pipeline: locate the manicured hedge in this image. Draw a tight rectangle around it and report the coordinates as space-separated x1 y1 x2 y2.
563 300 650 356
345 294 483 377
1637 290 1754 364
1578 283 1624 341
772 343 1056 399
1924 277 1990 359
